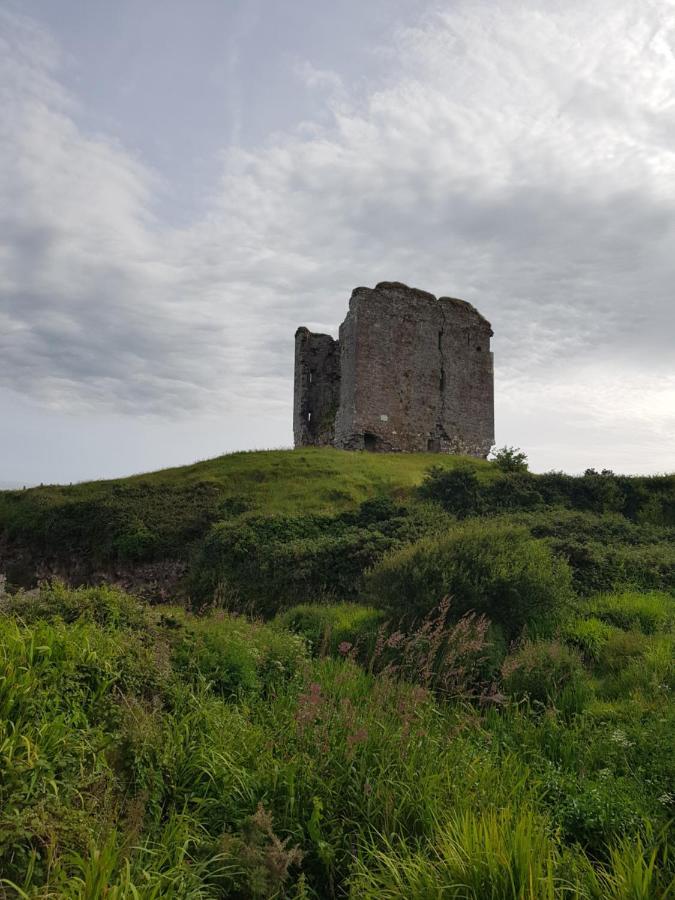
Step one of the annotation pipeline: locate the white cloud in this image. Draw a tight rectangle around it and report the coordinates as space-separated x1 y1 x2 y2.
1 0 674 472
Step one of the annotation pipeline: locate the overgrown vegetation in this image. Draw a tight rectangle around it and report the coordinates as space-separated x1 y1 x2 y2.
0 447 673 896
0 582 672 897
0 449 493 580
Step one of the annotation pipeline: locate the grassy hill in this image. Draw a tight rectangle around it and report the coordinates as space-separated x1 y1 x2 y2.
0 448 492 586
1 448 672 601
0 449 673 896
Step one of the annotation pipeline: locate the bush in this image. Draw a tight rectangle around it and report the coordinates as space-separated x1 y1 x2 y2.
549 771 647 856
418 466 482 518
588 591 674 634
562 616 614 661
1 580 149 630
501 640 589 710
491 445 529 472
528 524 675 596
189 500 458 615
418 466 543 516
275 603 385 657
171 613 307 698
597 630 648 675
366 521 573 639
482 473 543 512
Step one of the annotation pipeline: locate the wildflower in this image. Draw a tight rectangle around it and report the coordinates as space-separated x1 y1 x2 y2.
295 682 324 732
611 729 634 748
346 727 368 749
338 641 353 656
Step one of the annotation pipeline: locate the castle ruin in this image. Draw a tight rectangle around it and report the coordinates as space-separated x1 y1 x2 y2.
293 281 494 456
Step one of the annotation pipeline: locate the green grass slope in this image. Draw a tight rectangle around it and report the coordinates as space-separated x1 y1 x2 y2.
0 448 491 575
1 448 672 610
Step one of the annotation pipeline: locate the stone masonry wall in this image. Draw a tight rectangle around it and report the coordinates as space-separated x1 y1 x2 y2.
294 282 494 457
293 328 341 447
334 283 444 451
438 296 494 457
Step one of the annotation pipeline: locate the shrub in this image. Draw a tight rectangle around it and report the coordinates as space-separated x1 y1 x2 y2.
588 591 674 634
562 616 615 662
171 613 307 699
417 465 482 518
418 466 543 515
275 603 385 657
189 512 404 613
491 445 529 472
518 510 675 596
482 473 543 512
1 580 149 630
189 499 459 615
366 521 573 639
550 771 647 856
597 630 648 675
501 640 589 710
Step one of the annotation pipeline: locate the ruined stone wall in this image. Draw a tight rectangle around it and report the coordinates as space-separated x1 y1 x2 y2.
295 282 494 457
438 297 494 457
293 328 340 447
334 283 444 451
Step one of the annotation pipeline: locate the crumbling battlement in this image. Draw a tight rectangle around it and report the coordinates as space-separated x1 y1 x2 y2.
293 282 494 457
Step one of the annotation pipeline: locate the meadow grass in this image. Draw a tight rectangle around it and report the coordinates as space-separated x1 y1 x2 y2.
0 584 672 897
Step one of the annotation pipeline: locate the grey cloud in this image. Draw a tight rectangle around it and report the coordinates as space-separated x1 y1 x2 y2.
1 0 674 473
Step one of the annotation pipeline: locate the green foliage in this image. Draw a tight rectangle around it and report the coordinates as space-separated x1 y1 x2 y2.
562 616 615 661
275 603 386 656
0 582 673 897
189 500 453 613
549 771 651 856
597 629 649 674
171 610 307 699
588 590 674 634
0 448 492 574
352 806 559 899
491 444 529 472
501 640 590 711
0 446 674 897
516 509 675 595
418 465 482 517
2 580 149 630
366 520 573 639
419 464 674 525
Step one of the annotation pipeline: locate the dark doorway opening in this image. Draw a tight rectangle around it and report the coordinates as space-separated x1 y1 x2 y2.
427 437 441 452
364 432 378 452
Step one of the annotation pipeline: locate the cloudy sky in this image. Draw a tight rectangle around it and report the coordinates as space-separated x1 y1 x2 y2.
1 0 674 486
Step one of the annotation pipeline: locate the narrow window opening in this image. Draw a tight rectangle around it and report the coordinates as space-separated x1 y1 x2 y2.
476 346 482 352
309 372 313 383
307 411 312 422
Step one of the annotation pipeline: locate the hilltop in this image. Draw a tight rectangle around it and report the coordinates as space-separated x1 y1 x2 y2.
1 447 673 607
0 448 492 590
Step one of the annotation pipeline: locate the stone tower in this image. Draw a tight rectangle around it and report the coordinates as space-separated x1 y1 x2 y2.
293 281 494 456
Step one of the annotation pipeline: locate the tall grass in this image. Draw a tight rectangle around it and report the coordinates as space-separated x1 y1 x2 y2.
0 583 672 897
